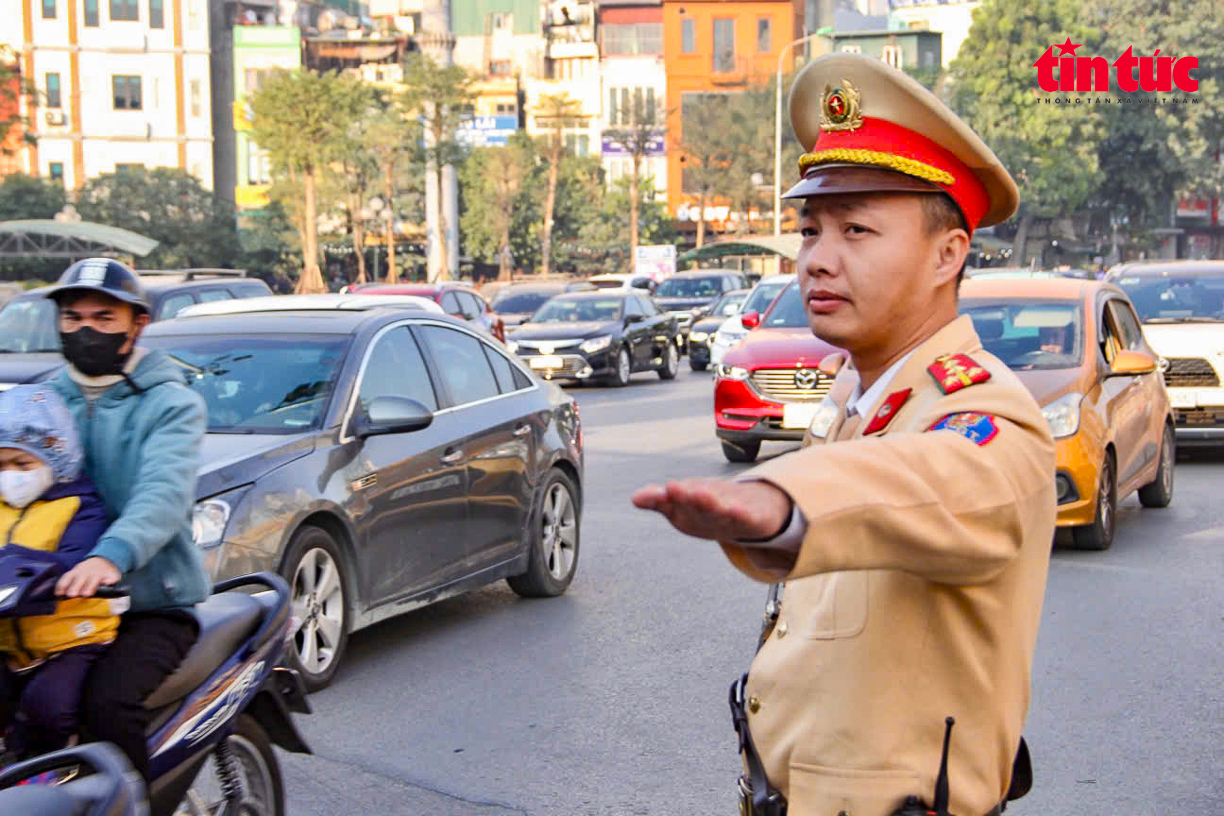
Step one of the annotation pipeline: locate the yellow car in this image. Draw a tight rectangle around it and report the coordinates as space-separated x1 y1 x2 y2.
960 278 1174 550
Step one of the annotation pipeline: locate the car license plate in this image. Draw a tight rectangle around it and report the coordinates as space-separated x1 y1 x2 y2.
1170 390 1197 409
530 355 564 370
781 402 820 429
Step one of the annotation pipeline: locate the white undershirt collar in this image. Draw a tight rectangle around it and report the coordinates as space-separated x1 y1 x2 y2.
846 349 918 418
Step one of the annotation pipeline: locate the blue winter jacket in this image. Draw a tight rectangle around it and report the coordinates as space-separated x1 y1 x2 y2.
52 350 212 612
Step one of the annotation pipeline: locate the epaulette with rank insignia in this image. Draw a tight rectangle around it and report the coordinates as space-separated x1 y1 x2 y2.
927 353 991 395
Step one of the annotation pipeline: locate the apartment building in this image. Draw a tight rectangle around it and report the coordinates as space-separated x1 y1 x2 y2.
11 0 215 188
598 0 666 198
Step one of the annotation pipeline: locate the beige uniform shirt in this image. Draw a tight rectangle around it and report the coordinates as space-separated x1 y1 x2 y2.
721 315 1056 816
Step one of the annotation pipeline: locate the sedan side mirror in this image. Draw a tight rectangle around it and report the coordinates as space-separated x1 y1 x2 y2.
741 312 761 330
1107 349 1157 377
354 396 433 437
624 314 645 326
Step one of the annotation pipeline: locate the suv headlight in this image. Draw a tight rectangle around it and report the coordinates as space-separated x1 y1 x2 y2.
580 335 612 354
690 330 709 343
717 364 750 381
1042 392 1083 438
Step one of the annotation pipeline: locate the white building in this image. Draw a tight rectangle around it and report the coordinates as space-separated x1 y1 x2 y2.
597 0 666 199
7 0 214 188
889 0 980 68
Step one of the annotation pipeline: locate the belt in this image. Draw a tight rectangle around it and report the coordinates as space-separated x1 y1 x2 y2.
735 780 1010 816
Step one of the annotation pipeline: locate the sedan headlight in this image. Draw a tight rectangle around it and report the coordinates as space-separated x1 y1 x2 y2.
192 499 232 549
717 364 750 381
690 331 709 343
580 335 612 354
1042 392 1083 439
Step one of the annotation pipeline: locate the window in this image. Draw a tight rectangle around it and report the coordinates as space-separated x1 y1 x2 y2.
608 88 618 126
839 43 861 54
247 145 271 185
757 17 771 52
440 291 462 316
456 291 483 320
45 73 61 108
157 293 196 319
489 59 512 76
244 68 271 94
419 326 500 406
197 289 233 303
1107 300 1144 351
882 44 903 69
482 345 518 394
640 296 661 316
84 0 98 25
712 18 735 73
48 163 64 184
601 22 663 55
645 87 656 124
190 79 201 117
110 0 138 20
681 18 695 54
115 163 143 173
564 133 590 156
149 0 162 26
113 76 142 110
623 297 644 318
358 326 438 412
495 103 516 115
42 0 55 19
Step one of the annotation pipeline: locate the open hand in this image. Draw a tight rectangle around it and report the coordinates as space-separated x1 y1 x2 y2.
631 478 792 542
56 557 121 598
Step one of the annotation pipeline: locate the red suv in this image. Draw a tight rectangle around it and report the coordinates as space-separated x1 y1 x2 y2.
714 281 841 462
354 283 507 343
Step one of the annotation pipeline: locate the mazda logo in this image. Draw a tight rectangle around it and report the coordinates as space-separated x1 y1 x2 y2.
794 369 818 389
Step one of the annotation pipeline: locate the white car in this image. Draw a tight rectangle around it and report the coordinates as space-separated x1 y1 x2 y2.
177 293 446 317
709 274 795 367
1109 260 1224 445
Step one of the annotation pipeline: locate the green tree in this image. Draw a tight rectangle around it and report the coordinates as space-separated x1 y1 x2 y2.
460 138 532 280
332 84 384 285
1089 0 1224 248
400 54 474 281
250 69 367 293
75 168 237 269
532 93 586 274
679 94 739 247
950 0 1106 262
604 96 666 261
0 173 66 221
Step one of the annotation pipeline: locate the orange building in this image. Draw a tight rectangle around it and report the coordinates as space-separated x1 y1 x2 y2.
662 0 802 219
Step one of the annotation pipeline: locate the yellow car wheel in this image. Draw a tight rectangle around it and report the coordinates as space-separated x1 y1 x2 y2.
1072 451 1116 551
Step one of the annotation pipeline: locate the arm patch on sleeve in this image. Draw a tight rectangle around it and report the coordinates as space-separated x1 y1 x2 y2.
928 412 999 446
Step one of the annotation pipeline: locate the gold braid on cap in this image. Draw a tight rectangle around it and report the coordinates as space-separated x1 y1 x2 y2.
798 149 956 186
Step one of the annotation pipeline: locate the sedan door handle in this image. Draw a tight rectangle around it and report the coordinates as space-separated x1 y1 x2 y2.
513 423 531 437
440 447 464 464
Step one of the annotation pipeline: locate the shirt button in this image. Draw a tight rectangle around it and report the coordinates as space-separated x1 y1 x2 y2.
776 621 788 638
748 696 761 713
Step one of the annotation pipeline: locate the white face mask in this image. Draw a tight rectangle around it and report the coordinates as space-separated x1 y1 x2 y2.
0 466 55 509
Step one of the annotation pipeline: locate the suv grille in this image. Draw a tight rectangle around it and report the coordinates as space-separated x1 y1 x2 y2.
1175 408 1224 427
1163 357 1220 388
751 368 832 402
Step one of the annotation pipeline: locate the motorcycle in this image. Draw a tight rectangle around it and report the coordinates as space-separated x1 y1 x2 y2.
0 553 312 816
0 742 148 816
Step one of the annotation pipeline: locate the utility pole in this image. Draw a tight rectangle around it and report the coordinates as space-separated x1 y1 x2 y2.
419 0 458 281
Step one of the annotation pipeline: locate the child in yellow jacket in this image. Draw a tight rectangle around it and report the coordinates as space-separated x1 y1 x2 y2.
0 383 122 761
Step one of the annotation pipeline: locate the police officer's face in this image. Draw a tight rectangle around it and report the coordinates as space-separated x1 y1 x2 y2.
796 193 964 355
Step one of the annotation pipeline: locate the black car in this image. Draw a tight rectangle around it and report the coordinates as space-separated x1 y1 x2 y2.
490 282 591 328
0 270 272 388
138 302 584 691
652 270 749 350
688 288 750 371
507 290 681 386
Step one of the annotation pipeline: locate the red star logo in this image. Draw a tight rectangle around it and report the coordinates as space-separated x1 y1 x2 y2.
1056 37 1082 57
828 94 844 116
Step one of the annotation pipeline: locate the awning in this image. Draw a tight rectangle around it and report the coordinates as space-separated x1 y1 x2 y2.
677 233 802 263
0 220 158 258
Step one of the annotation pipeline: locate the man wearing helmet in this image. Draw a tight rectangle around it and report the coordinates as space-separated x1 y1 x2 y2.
43 258 210 783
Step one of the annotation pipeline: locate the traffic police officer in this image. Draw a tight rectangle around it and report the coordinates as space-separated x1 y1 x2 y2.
633 54 1056 816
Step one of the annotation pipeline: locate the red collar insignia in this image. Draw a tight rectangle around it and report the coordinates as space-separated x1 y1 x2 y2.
927 353 991 395
863 388 912 435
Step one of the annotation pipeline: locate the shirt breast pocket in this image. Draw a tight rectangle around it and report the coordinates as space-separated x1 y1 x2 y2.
787 571 869 640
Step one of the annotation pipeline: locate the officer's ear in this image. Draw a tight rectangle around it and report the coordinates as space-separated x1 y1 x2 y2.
932 228 969 290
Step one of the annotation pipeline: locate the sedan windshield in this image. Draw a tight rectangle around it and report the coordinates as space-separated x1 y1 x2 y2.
140 334 351 433
0 298 60 353
762 283 808 328
655 277 722 298
531 298 623 323
709 291 749 317
492 290 559 314
742 280 790 314
959 300 1083 370
1112 272 1224 322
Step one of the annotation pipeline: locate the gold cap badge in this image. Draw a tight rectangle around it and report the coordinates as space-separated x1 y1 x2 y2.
819 79 863 132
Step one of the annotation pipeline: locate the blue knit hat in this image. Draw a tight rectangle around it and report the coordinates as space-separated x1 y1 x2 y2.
0 384 83 483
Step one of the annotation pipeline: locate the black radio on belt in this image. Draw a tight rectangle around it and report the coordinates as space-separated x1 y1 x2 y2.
889 717 957 816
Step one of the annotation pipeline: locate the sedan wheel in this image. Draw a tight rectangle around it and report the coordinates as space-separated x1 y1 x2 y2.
1137 424 1174 508
606 347 631 387
1072 452 1116 551
658 341 679 380
282 526 350 692
508 469 581 597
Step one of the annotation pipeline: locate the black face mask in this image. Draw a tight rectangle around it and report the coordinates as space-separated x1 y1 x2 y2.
60 326 134 377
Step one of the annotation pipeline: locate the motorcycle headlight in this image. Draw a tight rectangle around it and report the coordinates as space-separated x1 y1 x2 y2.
717 364 750 381
580 335 613 354
690 331 709 343
1042 392 1083 438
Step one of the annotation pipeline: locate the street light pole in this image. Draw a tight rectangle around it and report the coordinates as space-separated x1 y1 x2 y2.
774 31 831 235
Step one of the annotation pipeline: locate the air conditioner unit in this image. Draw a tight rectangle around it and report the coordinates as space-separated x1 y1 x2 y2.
44 110 66 126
